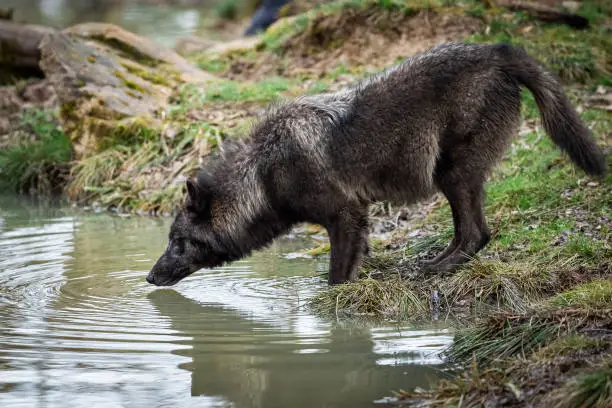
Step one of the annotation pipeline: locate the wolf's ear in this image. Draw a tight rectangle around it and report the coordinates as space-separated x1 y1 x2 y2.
185 179 211 217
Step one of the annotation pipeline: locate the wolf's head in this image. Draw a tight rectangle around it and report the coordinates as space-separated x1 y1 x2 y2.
146 177 239 286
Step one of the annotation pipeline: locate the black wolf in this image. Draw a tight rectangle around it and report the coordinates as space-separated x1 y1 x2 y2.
146 42 606 287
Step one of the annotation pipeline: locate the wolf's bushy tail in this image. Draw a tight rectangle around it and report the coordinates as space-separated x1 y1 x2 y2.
494 43 606 176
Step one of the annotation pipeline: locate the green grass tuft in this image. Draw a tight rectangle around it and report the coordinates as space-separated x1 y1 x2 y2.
443 259 552 313
547 279 612 309
554 364 612 408
536 334 605 359
445 315 558 365
174 77 294 106
215 0 240 20
0 109 72 194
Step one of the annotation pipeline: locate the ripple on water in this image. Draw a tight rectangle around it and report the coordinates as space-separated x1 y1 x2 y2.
0 208 454 408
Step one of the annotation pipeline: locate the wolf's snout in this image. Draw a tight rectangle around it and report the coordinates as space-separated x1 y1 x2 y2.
146 273 155 284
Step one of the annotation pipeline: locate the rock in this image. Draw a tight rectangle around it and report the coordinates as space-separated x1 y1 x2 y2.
34 24 217 158
39 32 169 157
63 23 215 83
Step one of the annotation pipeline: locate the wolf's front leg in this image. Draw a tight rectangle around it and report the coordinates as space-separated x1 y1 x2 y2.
326 206 369 285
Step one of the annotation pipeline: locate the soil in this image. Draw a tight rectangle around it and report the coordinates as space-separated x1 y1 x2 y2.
225 7 484 81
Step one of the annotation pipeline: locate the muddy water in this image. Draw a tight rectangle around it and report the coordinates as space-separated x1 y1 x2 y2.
2 0 220 47
0 196 452 408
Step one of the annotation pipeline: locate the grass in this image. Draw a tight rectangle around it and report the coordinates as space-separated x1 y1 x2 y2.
0 109 72 194
445 314 560 365
442 260 554 313
399 279 612 406
66 119 225 213
547 279 612 309
553 364 612 408
535 334 605 359
444 279 612 366
309 277 428 318
465 2 612 86
259 0 479 52
173 76 294 106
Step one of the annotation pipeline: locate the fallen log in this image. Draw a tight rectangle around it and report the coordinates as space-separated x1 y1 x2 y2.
0 8 13 20
0 21 54 71
492 0 589 29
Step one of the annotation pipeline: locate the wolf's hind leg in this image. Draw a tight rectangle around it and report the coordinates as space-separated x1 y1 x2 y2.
424 176 491 273
326 206 369 284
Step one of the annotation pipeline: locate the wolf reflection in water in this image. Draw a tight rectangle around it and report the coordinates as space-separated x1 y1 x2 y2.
148 289 443 408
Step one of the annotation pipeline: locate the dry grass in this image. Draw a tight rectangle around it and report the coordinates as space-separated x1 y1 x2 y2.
309 276 429 318
65 120 224 213
441 259 554 313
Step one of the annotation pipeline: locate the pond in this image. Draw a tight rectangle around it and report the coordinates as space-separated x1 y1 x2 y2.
0 196 452 407
2 0 223 47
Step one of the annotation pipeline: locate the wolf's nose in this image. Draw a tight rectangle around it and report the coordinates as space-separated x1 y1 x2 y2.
146 274 155 284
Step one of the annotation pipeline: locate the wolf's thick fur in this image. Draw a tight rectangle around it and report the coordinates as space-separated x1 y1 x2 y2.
147 42 606 287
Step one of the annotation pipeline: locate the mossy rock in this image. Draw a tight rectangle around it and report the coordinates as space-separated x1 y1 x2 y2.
38 30 214 158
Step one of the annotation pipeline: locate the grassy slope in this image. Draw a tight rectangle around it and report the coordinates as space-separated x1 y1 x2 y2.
304 0 611 320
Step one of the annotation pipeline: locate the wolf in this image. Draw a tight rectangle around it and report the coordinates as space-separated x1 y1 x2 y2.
146 42 606 287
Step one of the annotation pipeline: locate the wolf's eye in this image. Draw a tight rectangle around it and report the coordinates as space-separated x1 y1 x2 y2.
172 239 185 255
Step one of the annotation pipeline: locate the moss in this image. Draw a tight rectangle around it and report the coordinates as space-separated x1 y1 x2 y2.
120 61 176 87
112 70 148 94
92 37 159 67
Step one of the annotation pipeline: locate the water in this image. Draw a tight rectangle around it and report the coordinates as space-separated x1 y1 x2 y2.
0 196 452 408
2 0 222 47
